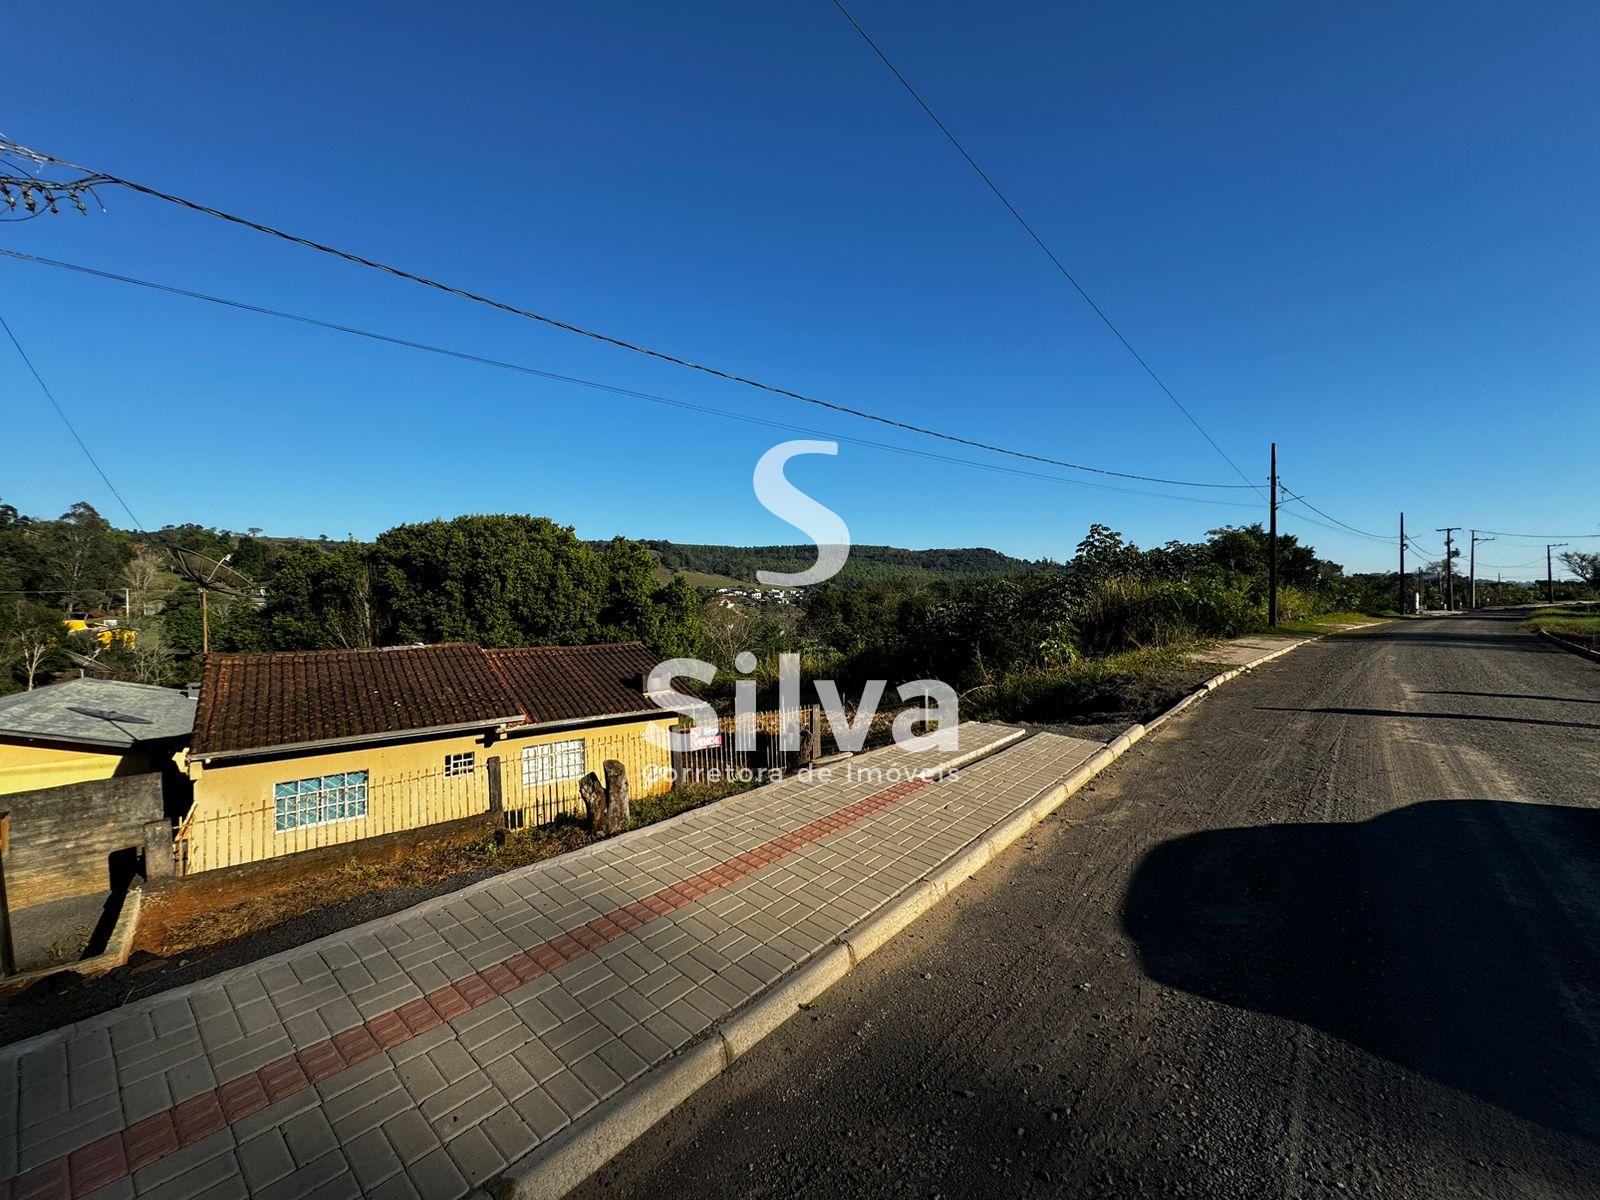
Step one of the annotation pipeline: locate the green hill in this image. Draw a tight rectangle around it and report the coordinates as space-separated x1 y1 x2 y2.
636 541 1043 587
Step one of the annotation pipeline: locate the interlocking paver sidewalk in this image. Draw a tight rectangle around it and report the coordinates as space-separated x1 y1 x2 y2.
0 722 1104 1200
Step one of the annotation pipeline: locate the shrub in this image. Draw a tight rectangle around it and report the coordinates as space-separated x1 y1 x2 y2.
1071 572 1261 654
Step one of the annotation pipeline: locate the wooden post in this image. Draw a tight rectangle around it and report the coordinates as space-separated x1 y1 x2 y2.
802 705 821 765
485 756 505 839
603 760 631 834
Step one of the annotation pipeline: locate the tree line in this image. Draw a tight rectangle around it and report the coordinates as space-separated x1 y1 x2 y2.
5 498 1596 700
0 504 699 692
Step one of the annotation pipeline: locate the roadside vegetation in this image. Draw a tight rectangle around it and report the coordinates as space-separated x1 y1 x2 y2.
1521 604 1600 651
7 496 1596 725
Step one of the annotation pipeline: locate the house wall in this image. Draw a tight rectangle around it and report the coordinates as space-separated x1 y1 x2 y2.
0 739 150 798
180 716 675 874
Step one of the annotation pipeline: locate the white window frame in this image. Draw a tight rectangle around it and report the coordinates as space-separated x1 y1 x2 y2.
444 751 476 778
273 770 369 832
521 739 586 787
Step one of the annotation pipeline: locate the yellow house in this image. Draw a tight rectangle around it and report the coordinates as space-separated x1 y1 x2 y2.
0 677 196 796
179 642 676 873
64 617 137 650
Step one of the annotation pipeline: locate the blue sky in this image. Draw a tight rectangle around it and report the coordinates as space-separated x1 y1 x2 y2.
3 2 1598 573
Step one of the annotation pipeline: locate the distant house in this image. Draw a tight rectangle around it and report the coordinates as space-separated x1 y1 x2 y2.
0 678 196 796
178 642 675 873
64 615 136 651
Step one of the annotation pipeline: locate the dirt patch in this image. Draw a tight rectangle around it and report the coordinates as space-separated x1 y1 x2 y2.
135 820 588 959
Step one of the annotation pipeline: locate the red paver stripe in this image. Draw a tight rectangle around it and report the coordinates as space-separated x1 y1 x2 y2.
11 1157 67 1200
218 1073 270 1123
296 1041 346 1085
67 1133 126 1197
10 773 937 1198
120 1113 178 1173
170 1091 226 1149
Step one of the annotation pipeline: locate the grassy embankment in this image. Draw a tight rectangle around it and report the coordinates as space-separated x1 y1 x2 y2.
1522 605 1600 651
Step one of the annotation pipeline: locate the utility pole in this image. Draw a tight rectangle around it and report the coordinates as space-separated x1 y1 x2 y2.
1548 543 1569 603
197 553 234 655
1469 531 1493 611
1436 527 1460 611
1398 513 1406 615
1268 442 1279 627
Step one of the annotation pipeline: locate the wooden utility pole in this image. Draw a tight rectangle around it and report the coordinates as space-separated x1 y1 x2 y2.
1469 531 1493 611
1548 543 1569 602
1399 513 1406 615
1436 527 1460 611
196 551 234 656
1268 442 1279 627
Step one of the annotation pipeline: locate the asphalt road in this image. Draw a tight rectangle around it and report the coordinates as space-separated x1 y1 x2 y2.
570 614 1600 1199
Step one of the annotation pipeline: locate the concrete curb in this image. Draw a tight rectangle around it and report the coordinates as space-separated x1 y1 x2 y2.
492 627 1366 1199
492 727 1139 1199
1537 627 1600 664
1144 634 1323 735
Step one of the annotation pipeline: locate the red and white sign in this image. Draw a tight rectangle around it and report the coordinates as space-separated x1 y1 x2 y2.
686 727 723 751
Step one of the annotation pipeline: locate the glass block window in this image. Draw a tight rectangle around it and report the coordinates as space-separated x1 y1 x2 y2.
522 739 585 787
444 751 476 778
273 770 368 832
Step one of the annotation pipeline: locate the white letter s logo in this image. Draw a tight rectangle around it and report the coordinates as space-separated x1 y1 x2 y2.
753 441 851 586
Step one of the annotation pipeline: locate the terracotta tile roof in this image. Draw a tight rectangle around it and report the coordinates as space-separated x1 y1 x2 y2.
191 641 664 758
483 642 661 726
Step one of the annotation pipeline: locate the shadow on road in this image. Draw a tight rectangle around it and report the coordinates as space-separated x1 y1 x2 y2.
1123 800 1600 1142
1257 705 1600 731
1418 690 1600 706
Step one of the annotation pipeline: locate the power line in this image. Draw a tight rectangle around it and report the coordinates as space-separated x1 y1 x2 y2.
0 308 153 535
1474 528 1600 540
1 304 256 594
0 138 1257 493
825 1 1262 494
0 248 1263 513
1277 484 1395 542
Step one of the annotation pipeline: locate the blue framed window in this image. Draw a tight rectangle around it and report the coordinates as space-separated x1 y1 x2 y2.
274 770 368 832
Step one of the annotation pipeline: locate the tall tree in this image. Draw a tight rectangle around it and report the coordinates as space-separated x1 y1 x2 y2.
260 543 378 650
40 502 131 612
1559 550 1600 591
1 600 67 691
372 515 604 646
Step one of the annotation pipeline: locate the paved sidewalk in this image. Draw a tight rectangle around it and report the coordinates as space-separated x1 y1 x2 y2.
1195 621 1384 670
0 722 1104 1200
1192 634 1306 668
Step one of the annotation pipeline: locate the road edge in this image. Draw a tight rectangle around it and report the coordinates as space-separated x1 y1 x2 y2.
1537 627 1600 664
489 628 1360 1200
